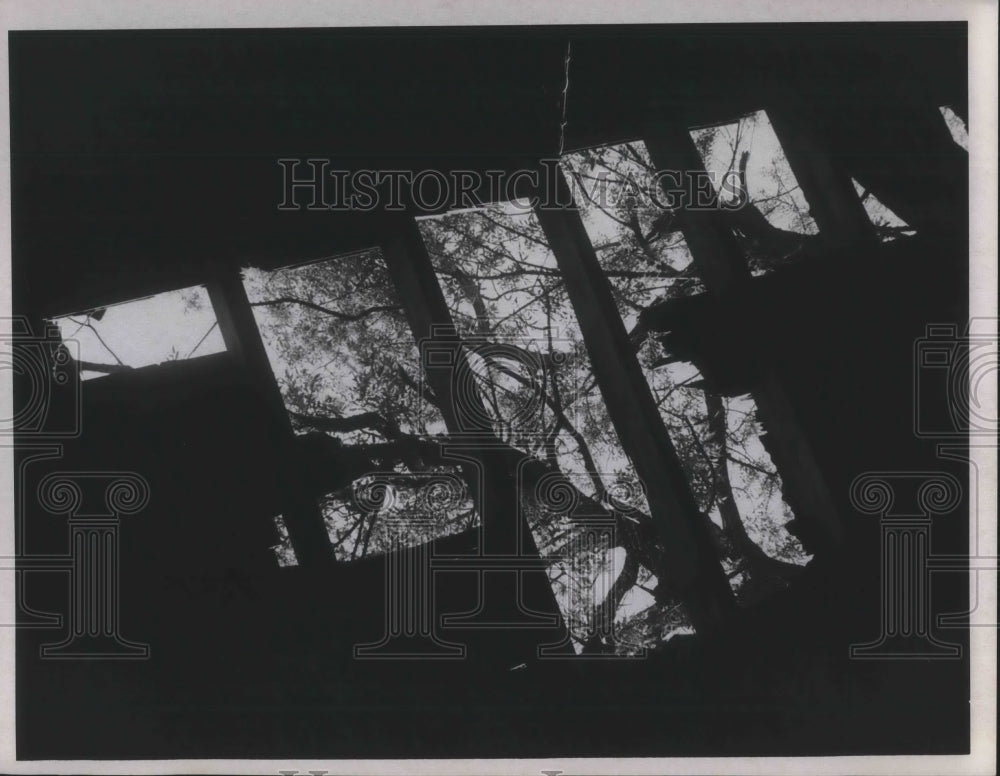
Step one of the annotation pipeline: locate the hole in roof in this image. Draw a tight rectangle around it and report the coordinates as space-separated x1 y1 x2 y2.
244 249 475 559
851 179 917 242
691 109 818 235
691 110 818 275
324 469 479 561
561 139 705 319
271 514 298 567
634 312 812 603
563 138 812 609
48 285 225 381
939 106 968 151
243 248 443 439
418 200 711 654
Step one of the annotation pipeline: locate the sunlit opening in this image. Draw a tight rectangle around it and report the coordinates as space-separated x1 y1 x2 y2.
939 105 969 151
49 285 225 381
851 179 917 241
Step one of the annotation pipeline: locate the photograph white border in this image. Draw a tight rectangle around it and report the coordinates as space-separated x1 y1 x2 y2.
1 2 995 774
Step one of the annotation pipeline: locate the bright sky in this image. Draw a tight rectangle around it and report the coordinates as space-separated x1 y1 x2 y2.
692 109 818 236
51 285 225 379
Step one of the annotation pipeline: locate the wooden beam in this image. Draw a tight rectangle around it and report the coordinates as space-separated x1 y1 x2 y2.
643 122 753 294
379 218 492 438
764 101 878 244
535 167 737 633
206 266 335 567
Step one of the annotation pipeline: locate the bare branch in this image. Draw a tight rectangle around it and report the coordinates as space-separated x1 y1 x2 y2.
250 297 402 322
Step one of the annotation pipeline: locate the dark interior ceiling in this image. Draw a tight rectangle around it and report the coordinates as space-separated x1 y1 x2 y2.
10 23 972 760
10 23 966 316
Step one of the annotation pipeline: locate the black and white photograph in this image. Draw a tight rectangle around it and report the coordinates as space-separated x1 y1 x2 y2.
0 2 996 773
